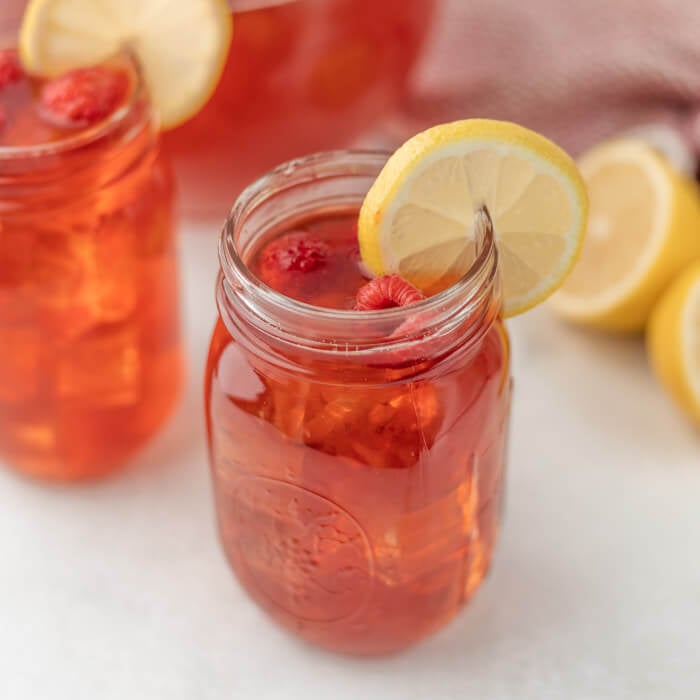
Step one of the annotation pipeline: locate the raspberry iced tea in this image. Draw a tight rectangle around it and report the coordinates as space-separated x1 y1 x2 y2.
164 0 436 216
205 152 511 654
0 50 182 480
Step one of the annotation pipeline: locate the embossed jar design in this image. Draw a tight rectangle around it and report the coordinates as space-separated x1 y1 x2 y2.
204 151 511 655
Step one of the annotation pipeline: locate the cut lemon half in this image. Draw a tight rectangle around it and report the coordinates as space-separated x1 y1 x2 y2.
19 0 232 129
551 139 700 332
357 119 588 317
647 262 700 425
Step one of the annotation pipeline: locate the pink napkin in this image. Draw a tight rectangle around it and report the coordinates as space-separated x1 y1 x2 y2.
397 0 700 163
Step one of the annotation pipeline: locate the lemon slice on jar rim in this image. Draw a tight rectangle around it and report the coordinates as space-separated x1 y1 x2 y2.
19 0 232 130
358 119 588 317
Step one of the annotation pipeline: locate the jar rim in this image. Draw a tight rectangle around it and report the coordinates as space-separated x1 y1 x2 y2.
0 51 151 162
219 149 500 355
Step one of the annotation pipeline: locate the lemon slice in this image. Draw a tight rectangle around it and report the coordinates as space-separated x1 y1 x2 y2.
19 0 232 129
551 139 700 332
357 119 588 317
647 262 700 425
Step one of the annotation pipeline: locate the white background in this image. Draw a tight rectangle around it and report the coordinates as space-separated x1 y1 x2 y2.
1 223 699 699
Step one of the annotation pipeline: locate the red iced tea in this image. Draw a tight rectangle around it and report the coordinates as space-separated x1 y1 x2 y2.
205 152 511 654
164 0 436 216
0 51 182 480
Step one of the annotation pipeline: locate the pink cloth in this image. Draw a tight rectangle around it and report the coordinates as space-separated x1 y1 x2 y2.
397 0 700 160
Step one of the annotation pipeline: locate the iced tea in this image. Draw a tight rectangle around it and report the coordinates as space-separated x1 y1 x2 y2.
0 51 182 480
205 152 511 654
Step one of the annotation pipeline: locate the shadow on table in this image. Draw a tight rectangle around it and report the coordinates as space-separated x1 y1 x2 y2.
510 309 699 463
397 534 578 669
115 380 207 494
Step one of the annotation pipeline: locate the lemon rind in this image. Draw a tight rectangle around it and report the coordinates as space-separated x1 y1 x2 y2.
682 276 700 407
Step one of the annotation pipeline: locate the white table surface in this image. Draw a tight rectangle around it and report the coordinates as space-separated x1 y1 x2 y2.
2 222 699 700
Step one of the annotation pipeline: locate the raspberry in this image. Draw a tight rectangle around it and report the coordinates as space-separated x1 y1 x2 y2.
354 274 425 311
40 66 129 127
0 49 23 89
258 232 330 279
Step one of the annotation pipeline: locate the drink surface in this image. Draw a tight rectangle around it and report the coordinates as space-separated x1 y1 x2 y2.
206 209 510 654
0 52 182 480
249 213 367 309
163 0 435 215
0 54 130 146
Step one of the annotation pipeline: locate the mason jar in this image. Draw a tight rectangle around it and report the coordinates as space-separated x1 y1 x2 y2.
205 151 511 655
0 56 183 480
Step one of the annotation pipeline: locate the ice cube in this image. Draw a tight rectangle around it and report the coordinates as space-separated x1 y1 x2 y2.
88 218 139 322
0 225 34 326
0 327 41 403
32 226 96 339
271 377 314 441
391 459 481 583
34 227 92 310
0 224 33 289
301 383 442 470
138 255 181 352
0 411 56 469
34 221 139 338
302 392 360 447
361 383 441 469
56 322 141 407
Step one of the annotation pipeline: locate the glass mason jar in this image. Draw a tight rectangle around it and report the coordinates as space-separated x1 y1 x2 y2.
205 151 511 655
163 0 437 218
0 59 183 481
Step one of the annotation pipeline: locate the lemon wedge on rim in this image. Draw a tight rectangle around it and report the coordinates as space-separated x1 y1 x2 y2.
358 119 588 317
19 0 232 130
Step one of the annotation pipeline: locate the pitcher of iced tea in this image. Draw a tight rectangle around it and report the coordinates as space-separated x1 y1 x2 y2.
164 0 436 216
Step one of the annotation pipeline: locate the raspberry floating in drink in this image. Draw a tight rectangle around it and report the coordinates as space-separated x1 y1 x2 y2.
260 232 330 274
40 66 130 127
0 56 132 147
